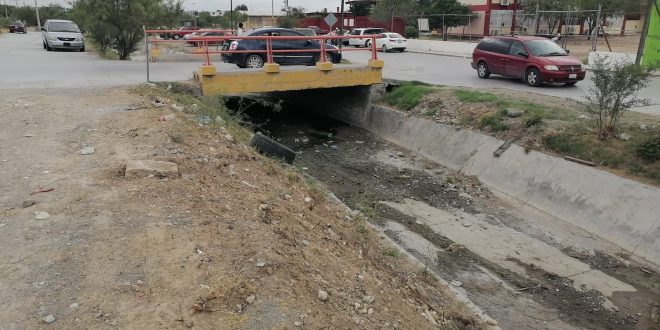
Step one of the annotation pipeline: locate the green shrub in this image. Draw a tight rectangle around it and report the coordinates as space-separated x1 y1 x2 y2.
524 113 543 128
479 115 508 132
405 26 419 39
636 137 660 162
543 134 587 155
384 83 434 111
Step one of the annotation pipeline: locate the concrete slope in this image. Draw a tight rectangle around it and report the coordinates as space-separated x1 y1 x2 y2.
363 104 660 268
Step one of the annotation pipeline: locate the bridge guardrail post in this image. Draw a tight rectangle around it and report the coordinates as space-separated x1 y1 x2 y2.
368 35 384 69
263 37 280 73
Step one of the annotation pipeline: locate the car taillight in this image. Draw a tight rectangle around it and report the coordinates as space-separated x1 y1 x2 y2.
229 41 238 50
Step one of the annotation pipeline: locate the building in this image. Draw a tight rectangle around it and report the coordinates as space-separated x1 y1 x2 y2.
244 11 286 29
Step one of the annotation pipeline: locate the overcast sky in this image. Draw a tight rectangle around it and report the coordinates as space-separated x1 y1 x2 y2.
22 0 344 12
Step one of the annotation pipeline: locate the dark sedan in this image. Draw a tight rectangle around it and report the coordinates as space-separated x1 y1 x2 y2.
9 22 27 34
222 28 342 68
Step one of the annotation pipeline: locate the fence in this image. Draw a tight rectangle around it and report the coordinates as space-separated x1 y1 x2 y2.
143 29 382 82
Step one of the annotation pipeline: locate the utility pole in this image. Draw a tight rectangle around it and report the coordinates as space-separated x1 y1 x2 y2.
34 0 40 30
636 0 654 65
340 0 345 50
533 3 539 35
591 3 601 52
230 0 233 31
272 0 274 21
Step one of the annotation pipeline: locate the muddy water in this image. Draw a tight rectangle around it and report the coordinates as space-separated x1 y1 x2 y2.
240 103 660 330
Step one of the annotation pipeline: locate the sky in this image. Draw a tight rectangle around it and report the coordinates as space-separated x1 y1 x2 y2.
18 0 345 13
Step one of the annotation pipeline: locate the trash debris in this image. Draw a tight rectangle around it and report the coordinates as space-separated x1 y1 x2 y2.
250 132 296 164
0 223 6 229
34 211 50 220
256 260 266 267
80 147 95 155
42 315 56 324
450 280 463 287
564 156 596 167
124 160 179 179
158 114 176 122
318 290 328 301
30 186 54 195
241 181 257 189
197 115 212 125
22 200 36 208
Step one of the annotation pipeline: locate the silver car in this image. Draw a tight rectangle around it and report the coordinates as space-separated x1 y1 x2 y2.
42 19 85 52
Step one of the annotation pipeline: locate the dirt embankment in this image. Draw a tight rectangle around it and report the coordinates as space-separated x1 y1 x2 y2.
0 86 484 329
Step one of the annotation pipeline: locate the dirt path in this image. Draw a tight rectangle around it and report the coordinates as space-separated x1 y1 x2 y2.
254 106 660 330
0 87 485 329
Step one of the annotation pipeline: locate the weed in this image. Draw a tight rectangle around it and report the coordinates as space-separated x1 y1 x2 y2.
497 108 509 117
305 178 326 203
384 247 402 258
543 134 587 155
455 90 499 103
524 113 543 128
424 108 438 117
384 83 435 111
479 115 508 132
168 133 184 143
287 171 302 184
261 157 283 176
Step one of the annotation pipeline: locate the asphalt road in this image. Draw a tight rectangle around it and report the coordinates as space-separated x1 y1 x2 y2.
2 31 659 115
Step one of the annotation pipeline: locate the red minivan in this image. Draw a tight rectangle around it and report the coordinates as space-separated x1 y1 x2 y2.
471 36 586 87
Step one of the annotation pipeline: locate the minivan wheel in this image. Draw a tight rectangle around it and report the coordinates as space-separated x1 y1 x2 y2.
477 62 490 79
245 54 264 68
526 68 541 87
365 40 371 48
382 45 388 53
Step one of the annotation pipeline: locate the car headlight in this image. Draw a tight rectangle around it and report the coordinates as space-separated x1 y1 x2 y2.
543 65 559 71
47 35 58 41
75 37 83 41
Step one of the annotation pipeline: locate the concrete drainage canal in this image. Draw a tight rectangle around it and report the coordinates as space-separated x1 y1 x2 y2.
224 89 660 330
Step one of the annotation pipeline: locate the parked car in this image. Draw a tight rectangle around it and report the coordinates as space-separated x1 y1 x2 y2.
188 31 228 47
376 32 407 52
222 28 342 68
9 22 27 34
471 36 586 87
41 19 85 52
308 26 329 35
347 28 387 47
162 26 201 40
292 28 317 36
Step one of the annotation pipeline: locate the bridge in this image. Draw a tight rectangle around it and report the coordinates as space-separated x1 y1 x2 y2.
145 30 385 95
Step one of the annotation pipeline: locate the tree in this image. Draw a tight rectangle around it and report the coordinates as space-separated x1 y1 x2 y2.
425 0 472 40
161 0 184 28
522 0 574 34
235 4 248 11
350 0 372 16
71 0 164 60
576 0 644 37
371 0 416 26
586 57 651 140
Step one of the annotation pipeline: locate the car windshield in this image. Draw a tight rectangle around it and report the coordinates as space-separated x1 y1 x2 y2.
48 22 80 33
386 33 403 38
525 39 567 56
296 29 316 36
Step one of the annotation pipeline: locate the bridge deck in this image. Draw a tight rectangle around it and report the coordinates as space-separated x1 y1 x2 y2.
196 61 384 95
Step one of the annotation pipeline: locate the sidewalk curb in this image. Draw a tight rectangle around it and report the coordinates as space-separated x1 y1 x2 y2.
405 49 472 59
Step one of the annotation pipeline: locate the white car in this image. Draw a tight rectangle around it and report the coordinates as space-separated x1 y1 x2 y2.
41 19 85 52
376 32 407 52
347 28 386 47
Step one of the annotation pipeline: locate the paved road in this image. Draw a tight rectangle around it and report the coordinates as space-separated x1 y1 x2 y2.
342 50 660 115
2 31 659 115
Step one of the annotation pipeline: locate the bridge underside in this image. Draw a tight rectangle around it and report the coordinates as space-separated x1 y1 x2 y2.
196 61 384 95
